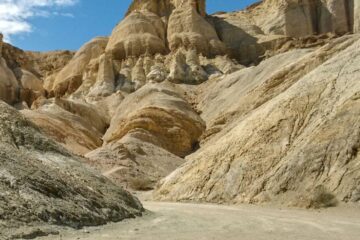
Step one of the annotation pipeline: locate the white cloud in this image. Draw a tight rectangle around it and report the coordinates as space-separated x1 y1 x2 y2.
0 0 78 42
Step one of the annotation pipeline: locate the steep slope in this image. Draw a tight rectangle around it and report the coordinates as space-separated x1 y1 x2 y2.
154 35 360 207
0 101 143 239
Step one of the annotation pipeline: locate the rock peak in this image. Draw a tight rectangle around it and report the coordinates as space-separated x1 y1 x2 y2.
107 0 222 60
126 0 206 17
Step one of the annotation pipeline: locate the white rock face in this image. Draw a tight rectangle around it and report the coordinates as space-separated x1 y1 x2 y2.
154 36 360 207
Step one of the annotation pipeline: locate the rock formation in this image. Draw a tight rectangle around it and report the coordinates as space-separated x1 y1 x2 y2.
104 82 205 157
106 10 168 60
154 35 360 207
1 0 360 221
0 101 143 239
0 35 19 104
88 53 116 97
22 97 107 156
241 0 355 37
166 1 225 56
52 37 108 96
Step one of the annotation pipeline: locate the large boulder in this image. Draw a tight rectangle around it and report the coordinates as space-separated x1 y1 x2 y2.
0 101 143 239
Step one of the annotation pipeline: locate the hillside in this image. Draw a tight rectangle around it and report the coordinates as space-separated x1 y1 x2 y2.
0 0 359 238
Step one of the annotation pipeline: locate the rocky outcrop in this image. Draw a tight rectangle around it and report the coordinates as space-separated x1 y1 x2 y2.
154 35 360 207
168 49 208 84
248 0 355 37
0 58 18 104
0 101 143 239
106 0 224 60
132 57 147 90
22 98 106 156
85 82 204 188
85 136 185 190
106 10 168 60
27 50 74 93
104 82 205 157
211 12 265 65
52 37 108 96
167 1 225 56
26 50 74 78
88 53 115 97
18 69 43 92
0 34 19 104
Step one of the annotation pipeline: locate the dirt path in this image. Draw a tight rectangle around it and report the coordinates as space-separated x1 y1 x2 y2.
39 201 360 240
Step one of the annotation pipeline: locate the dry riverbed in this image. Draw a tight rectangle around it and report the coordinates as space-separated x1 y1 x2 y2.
37 201 360 240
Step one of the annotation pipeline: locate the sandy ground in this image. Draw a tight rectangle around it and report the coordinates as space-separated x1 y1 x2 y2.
38 201 360 240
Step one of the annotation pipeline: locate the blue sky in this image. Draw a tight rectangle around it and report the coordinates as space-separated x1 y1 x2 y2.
1 0 257 51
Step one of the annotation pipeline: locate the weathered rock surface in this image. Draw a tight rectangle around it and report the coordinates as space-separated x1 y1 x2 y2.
154 35 360 207
84 82 205 188
104 82 205 157
0 33 19 104
85 136 185 190
0 57 19 104
0 101 143 240
106 10 168 60
355 0 360 32
52 37 108 96
243 0 355 37
167 1 225 56
106 0 224 59
27 50 74 77
2 0 360 212
22 98 106 156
